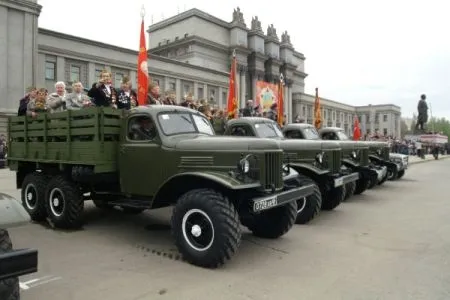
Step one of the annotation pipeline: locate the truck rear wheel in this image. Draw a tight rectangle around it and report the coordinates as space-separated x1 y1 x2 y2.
0 229 20 300
171 188 241 268
344 181 356 200
45 176 84 229
247 200 297 238
321 185 345 211
291 175 321 224
21 172 47 222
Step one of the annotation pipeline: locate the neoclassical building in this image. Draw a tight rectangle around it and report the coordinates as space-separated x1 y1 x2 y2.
0 0 401 137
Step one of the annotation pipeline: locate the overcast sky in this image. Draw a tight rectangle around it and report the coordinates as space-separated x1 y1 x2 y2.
37 0 449 119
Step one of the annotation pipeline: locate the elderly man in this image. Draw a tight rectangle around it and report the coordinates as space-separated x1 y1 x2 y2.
65 81 93 110
242 99 259 117
47 81 67 113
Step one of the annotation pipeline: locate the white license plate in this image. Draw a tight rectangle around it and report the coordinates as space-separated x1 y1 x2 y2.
334 177 344 187
254 196 278 212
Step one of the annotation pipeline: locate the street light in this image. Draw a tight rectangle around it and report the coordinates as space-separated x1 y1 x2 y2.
429 101 435 133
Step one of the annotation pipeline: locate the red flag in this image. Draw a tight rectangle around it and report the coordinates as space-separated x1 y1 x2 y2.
277 74 284 126
137 18 149 106
227 50 238 119
353 115 361 141
314 88 322 129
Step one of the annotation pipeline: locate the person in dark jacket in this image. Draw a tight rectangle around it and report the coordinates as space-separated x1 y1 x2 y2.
87 70 117 107
18 87 37 116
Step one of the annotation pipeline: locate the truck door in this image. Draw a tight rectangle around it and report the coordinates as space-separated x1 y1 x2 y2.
118 114 164 196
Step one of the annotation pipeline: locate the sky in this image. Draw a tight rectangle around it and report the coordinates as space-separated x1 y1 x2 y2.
36 0 450 119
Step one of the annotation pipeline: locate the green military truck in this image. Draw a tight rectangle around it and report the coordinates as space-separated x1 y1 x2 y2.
7 106 314 269
282 123 380 196
222 117 360 221
0 193 38 300
319 127 395 188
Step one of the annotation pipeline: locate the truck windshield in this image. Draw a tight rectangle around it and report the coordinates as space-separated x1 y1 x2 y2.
303 128 320 139
158 112 214 136
337 131 350 140
254 123 284 138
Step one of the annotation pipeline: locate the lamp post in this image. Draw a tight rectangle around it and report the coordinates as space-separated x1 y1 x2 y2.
429 101 434 133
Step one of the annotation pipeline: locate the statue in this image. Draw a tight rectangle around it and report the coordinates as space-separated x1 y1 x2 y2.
232 7 245 25
281 31 291 44
415 94 428 131
267 24 278 39
251 16 263 32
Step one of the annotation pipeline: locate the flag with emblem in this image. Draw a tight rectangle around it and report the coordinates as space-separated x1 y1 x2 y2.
137 8 149 106
227 50 238 119
314 87 322 129
277 74 284 126
353 115 361 140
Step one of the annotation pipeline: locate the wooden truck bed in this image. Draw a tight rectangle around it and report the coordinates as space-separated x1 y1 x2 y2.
7 107 123 173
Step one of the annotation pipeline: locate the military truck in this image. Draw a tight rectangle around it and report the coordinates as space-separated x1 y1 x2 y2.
222 117 359 220
0 193 38 300
389 153 408 179
7 106 314 269
282 123 380 196
318 127 395 188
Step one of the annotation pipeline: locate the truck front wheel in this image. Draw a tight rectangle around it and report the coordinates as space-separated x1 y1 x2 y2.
344 181 356 200
171 188 241 268
321 185 345 211
290 175 321 224
45 176 84 229
21 172 48 222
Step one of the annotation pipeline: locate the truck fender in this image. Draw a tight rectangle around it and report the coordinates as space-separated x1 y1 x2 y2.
342 158 359 169
288 163 330 185
151 171 260 209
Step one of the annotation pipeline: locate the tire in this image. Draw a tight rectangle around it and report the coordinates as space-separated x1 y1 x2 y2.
171 188 241 268
290 175 321 224
385 166 398 182
0 229 20 300
397 169 405 179
321 185 345 211
21 172 48 222
344 181 356 200
247 200 297 238
45 175 84 229
354 178 370 195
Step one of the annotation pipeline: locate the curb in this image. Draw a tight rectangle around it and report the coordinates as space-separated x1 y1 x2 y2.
409 155 449 165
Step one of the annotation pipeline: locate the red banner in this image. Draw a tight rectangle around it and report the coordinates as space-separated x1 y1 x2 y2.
226 51 238 119
137 19 148 106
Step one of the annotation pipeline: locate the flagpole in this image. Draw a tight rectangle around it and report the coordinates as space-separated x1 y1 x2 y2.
233 48 237 117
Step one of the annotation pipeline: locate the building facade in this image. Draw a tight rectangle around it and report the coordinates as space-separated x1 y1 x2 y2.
0 1 401 138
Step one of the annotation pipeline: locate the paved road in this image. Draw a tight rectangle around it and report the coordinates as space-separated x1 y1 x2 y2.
4 158 450 300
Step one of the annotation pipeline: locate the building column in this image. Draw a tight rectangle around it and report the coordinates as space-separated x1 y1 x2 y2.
56 56 65 83
240 69 246 109
175 78 181 101
218 86 223 108
203 83 207 100
163 76 170 92
193 81 199 100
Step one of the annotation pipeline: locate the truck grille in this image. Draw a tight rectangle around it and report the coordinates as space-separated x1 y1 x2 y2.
332 150 341 173
262 152 283 190
383 146 390 161
360 149 369 166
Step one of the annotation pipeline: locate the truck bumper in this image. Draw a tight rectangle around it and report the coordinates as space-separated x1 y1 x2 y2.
252 184 314 213
0 248 38 281
333 172 359 188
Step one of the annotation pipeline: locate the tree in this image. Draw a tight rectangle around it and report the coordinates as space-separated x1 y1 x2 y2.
400 119 409 137
427 117 450 137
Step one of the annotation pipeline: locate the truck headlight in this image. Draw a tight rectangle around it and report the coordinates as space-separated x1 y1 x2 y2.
377 149 382 156
315 152 324 164
239 159 250 174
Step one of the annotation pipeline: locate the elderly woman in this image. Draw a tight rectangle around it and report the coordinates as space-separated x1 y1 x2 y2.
65 81 93 110
47 81 67 113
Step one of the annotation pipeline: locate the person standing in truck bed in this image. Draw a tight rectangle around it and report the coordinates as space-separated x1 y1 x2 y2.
88 69 117 108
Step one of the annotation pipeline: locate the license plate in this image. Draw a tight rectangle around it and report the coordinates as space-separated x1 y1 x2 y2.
334 177 344 187
253 196 278 212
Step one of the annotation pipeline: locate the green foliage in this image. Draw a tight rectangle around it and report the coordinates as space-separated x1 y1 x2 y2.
428 117 450 137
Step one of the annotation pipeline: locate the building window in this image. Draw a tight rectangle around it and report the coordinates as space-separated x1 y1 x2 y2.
383 128 388 135
198 87 204 98
95 69 103 80
183 84 190 95
115 72 124 87
70 65 81 83
45 61 56 80
168 82 176 91
383 114 388 122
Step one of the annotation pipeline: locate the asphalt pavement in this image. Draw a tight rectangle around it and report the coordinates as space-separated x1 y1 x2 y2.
3 156 450 300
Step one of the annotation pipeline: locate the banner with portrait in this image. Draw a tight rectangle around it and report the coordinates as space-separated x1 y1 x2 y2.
255 81 279 111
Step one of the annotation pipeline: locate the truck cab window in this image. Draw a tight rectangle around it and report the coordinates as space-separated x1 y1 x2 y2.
128 116 157 141
230 126 248 136
285 130 302 139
